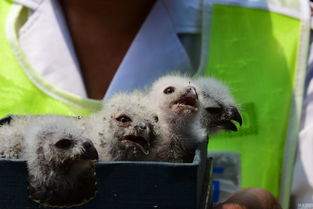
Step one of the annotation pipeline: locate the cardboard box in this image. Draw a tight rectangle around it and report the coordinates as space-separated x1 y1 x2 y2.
0 142 212 209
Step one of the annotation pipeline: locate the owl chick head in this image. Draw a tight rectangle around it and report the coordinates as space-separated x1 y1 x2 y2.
101 92 159 160
25 116 98 168
195 77 242 133
150 74 200 120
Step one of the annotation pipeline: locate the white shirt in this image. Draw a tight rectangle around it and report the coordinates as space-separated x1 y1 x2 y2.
15 0 201 99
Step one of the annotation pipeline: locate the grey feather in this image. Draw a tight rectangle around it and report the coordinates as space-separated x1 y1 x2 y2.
195 77 242 135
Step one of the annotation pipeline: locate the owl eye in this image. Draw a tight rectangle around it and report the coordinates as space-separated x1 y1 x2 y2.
153 115 159 122
163 86 175 94
55 138 73 149
116 115 132 123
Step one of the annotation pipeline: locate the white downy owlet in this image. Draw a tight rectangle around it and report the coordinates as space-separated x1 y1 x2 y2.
194 77 242 135
148 74 203 163
86 91 160 162
23 116 98 207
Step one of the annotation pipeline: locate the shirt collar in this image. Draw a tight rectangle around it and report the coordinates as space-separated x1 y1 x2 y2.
14 0 199 99
13 0 42 10
17 0 87 97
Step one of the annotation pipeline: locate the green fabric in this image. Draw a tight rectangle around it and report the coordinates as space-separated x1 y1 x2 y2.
205 5 300 197
0 0 100 117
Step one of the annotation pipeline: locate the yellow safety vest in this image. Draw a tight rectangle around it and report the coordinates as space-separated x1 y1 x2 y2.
0 0 102 118
201 2 310 208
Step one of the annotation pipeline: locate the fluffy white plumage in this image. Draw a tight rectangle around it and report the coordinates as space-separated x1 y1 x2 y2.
22 116 98 207
195 77 236 107
194 77 242 134
84 91 160 162
0 115 33 158
148 74 203 163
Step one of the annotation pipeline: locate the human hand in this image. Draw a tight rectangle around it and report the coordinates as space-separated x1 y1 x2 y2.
214 188 282 209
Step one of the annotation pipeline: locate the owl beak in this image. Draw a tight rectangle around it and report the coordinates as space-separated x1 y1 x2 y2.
230 107 242 126
81 139 99 161
171 86 199 111
185 86 198 99
123 135 150 155
132 121 152 155
218 107 242 132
